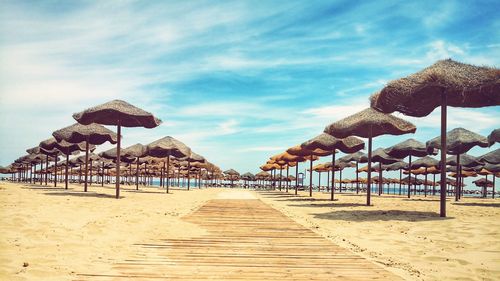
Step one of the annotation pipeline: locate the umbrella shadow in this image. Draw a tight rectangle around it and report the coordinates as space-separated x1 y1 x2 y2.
123 189 167 194
278 198 339 202
451 202 500 208
288 202 365 208
313 210 452 222
403 198 442 202
44 191 120 199
21 185 68 191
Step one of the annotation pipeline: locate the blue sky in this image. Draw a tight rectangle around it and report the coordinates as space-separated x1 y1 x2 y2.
0 0 499 186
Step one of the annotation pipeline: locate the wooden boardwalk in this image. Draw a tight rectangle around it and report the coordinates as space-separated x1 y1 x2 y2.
77 198 402 280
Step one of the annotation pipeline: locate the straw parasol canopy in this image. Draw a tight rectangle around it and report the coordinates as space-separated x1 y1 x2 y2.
324 107 416 205
146 136 191 159
241 172 255 181
301 133 365 200
478 148 500 164
370 59 500 117
287 145 330 197
488 128 499 146
473 178 493 187
371 60 499 216
426 127 489 155
73 100 161 198
383 161 408 171
443 154 483 168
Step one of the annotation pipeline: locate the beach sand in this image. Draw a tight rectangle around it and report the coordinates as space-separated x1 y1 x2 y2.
0 181 223 281
1 182 499 280
256 189 500 281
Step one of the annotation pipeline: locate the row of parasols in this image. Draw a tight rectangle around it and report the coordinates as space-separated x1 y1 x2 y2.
0 100 244 197
257 59 499 217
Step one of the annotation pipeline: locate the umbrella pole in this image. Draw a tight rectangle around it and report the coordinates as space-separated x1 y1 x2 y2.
378 162 382 196
424 167 428 197
84 140 89 192
455 154 460 202
187 161 191 191
331 152 335 201
356 161 359 194
433 173 436 195
309 156 313 197
101 162 104 187
286 165 289 193
439 92 447 217
493 174 496 199
90 160 93 186
115 121 121 199
295 162 299 195
367 136 372 206
327 170 330 192
40 159 44 185
318 171 321 192
279 166 282 191
45 155 49 185
166 156 170 193
136 158 139 190
54 154 58 187
399 169 402 195
65 154 69 190
407 155 412 198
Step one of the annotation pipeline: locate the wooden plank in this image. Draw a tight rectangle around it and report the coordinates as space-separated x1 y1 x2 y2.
77 198 402 280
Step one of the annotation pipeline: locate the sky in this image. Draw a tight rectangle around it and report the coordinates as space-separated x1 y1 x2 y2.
0 0 499 188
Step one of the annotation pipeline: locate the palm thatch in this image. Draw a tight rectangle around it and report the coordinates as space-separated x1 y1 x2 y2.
385 138 432 158
73 100 162 128
324 108 416 138
301 133 365 153
286 145 330 157
273 152 308 163
360 148 400 164
443 154 483 167
472 178 493 188
183 152 205 163
478 148 500 164
410 156 439 169
224 169 240 176
483 163 500 173
122 143 148 158
260 163 280 171
371 59 500 117
241 172 255 180
488 128 500 146
383 161 408 171
426 127 488 155
146 136 191 158
52 123 118 145
338 152 366 163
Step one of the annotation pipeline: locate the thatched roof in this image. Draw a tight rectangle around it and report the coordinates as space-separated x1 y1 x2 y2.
443 154 483 168
286 145 331 157
338 151 366 163
370 59 500 117
77 153 100 163
182 151 205 163
241 172 255 180
357 165 380 173
260 163 280 171
383 161 408 171
478 148 500 164
324 108 416 138
385 139 432 158
255 171 271 179
224 169 240 176
488 128 500 146
52 123 118 145
401 176 424 185
121 143 148 158
426 127 488 155
272 152 308 163
359 148 400 164
146 136 191 158
483 163 500 173
73 99 162 128
472 178 493 187
301 133 365 154
410 156 439 169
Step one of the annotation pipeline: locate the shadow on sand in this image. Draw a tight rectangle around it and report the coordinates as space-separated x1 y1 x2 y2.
44 191 119 199
288 202 366 208
313 209 451 222
452 202 500 208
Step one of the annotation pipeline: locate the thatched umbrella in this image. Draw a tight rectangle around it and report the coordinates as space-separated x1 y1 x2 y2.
146 136 191 193
361 148 400 196
324 107 416 205
53 123 117 192
73 100 161 198
117 143 148 190
301 133 364 200
339 151 366 194
224 169 240 187
241 172 255 188
478 148 500 165
383 161 408 195
371 59 499 217
410 156 439 196
275 151 309 195
487 128 499 146
385 139 432 198
428 128 488 201
287 145 330 197
182 152 205 190
40 138 90 189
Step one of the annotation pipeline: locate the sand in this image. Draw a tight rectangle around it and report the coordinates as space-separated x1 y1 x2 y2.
0 181 223 281
1 182 499 280
256 189 500 281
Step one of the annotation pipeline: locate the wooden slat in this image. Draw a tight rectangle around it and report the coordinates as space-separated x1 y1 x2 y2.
76 199 401 280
